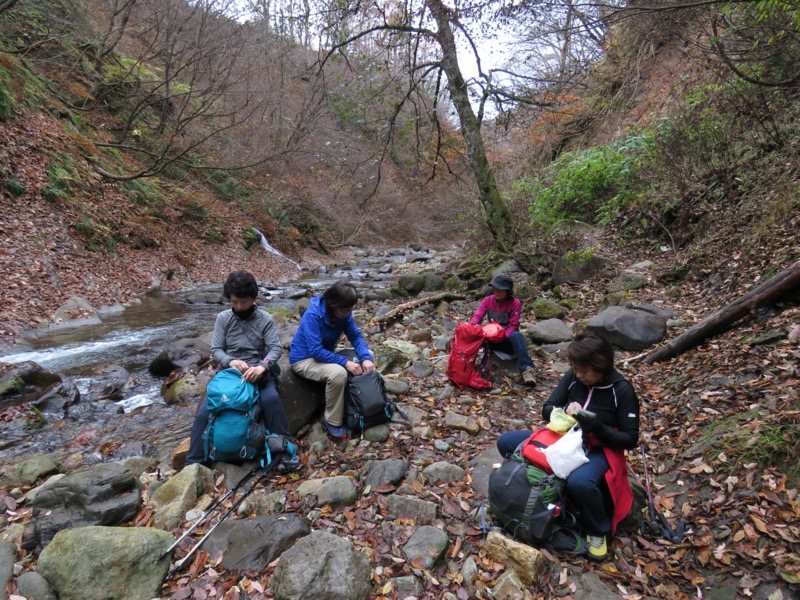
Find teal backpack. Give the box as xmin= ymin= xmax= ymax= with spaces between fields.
xmin=203 ymin=368 xmax=265 ymax=463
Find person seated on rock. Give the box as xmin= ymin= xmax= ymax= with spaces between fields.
xmin=289 ymin=281 xmax=375 ymax=438
xmin=469 ymin=273 xmax=537 ymax=386
xmin=495 ymin=331 xmax=640 ymax=561
xmin=185 ymin=269 xmax=294 ymax=467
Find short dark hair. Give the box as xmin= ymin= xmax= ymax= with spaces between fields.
xmin=568 ymin=331 xmax=615 ymax=377
xmin=323 ymin=281 xmax=358 ymax=311
xmin=223 ymin=270 xmax=259 ymax=300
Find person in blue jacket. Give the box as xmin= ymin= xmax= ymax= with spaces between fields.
xmin=290 ymin=281 xmax=376 ymax=438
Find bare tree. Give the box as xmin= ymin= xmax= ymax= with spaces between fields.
xmin=309 ymin=0 xmax=545 ymax=249
xmin=0 ymin=0 xmax=19 ymax=14
xmin=93 ymin=0 xmax=137 ymax=70
xmin=50 ymin=0 xmax=324 ymax=180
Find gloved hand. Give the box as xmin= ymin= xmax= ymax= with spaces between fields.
xmin=573 ymin=410 xmax=603 ymax=434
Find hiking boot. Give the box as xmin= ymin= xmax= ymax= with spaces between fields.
xmin=549 ymin=528 xmax=588 ymax=556
xmin=322 ymin=419 xmax=347 ymax=439
xmin=521 ymin=366 xmax=536 ymax=386
xmin=586 ymin=534 xmax=608 ymax=561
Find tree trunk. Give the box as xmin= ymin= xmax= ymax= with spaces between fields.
xmin=370 ymin=292 xmax=466 ymax=325
xmin=644 ymin=260 xmax=800 ymax=364
xmin=426 ymin=0 xmax=517 ymax=252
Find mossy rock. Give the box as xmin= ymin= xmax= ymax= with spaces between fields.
xmin=444 ymin=275 xmax=462 ymax=291
xmin=161 ymin=371 xmax=214 ymax=405
xmin=389 ymin=286 xmax=410 ymax=298
xmin=0 ymin=375 xmax=24 ymax=396
xmin=552 ymin=252 xmax=612 ymax=285
xmin=531 ymin=298 xmax=567 ymax=320
xmin=267 ymin=307 xmax=291 ymax=324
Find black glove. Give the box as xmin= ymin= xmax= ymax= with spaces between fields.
xmin=573 ymin=410 xmax=602 ymax=434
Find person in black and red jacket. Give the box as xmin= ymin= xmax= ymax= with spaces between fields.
xmin=496 ymin=331 xmax=640 ymax=561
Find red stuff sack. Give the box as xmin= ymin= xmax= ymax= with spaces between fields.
xmin=482 ymin=322 xmax=506 ymax=343
xmin=520 ymin=428 xmax=564 ymax=474
xmin=446 ymin=323 xmax=491 ymax=390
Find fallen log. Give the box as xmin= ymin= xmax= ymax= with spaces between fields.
xmin=645 ymin=260 xmax=800 ymax=364
xmin=370 ymin=292 xmax=466 ymax=325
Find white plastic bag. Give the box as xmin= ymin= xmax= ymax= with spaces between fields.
xmin=541 ymin=426 xmax=588 ymax=478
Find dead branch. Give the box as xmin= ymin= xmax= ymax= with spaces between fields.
xmin=645 ymin=260 xmax=800 ymax=364
xmin=370 ymin=292 xmax=465 ymax=325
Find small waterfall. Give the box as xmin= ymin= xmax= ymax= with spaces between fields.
xmin=254 ymin=229 xmax=302 ymax=270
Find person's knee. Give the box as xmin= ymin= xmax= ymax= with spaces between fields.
xmin=567 ymin=477 xmax=597 ymax=498
xmin=329 ymin=364 xmax=348 ymax=385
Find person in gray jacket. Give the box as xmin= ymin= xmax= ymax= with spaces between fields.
xmin=185 ymin=270 xmax=289 ymax=466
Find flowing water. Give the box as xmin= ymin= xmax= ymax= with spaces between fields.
xmin=0 ymin=255 xmax=405 ymax=467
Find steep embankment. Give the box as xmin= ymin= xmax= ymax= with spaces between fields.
xmin=0 ymin=109 xmax=331 ymax=346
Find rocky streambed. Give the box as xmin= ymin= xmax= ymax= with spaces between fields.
xmin=0 ymin=245 xmax=754 ymax=600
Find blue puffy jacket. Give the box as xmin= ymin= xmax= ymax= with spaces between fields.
xmin=289 ymin=296 xmax=373 ymax=366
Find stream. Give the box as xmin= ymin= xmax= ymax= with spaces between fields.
xmin=0 ymin=251 xmax=414 ymax=467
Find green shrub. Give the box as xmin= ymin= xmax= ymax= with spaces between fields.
xmin=41 ymin=158 xmax=78 ymax=202
xmin=4 ymin=175 xmax=25 ymax=196
xmin=74 ymin=214 xmax=115 ymax=252
xmin=180 ymin=199 xmax=209 ymax=222
xmin=123 ymin=178 xmax=165 ymax=208
xmin=203 ymin=225 xmax=224 ymax=244
xmin=0 ymin=66 xmax=13 ymax=121
xmin=519 ymin=135 xmax=650 ymax=227
xmin=243 ymin=227 xmax=261 ymax=250
xmin=161 ymin=162 xmax=189 ymax=182
xmin=206 ymin=170 xmax=247 ymax=202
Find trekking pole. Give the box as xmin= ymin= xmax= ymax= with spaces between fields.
xmin=639 ymin=446 xmax=685 ymax=543
xmin=164 ymin=458 xmax=281 ymax=579
xmin=155 ymin=463 xmax=262 ymax=564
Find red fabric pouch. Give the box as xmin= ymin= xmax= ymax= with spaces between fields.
xmin=520 ymin=428 xmax=563 ymax=474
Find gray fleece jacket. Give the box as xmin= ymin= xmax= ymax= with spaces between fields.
xmin=211 ymin=308 xmax=281 ymax=370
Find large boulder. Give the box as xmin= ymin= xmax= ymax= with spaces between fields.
xmin=150 ymin=463 xmax=214 ymax=528
xmin=485 ymin=531 xmax=548 ymax=586
xmin=161 ymin=368 xmax=214 ymax=405
xmin=402 ymin=525 xmax=449 ymax=570
xmin=0 ymin=361 xmax=80 ymax=413
xmin=148 ymin=334 xmax=211 ymax=377
xmin=587 ymin=306 xmax=667 ymax=351
xmin=276 ymin=355 xmax=325 ymax=434
xmin=37 ymin=526 xmax=173 ymax=600
xmin=296 ymin=476 xmax=357 ymax=509
xmin=552 ymin=252 xmax=613 ymax=285
xmin=527 ymin=318 xmax=573 ymax=344
xmin=397 ymin=274 xmax=426 ymax=294
xmin=0 ymin=453 xmax=60 ymax=487
xmin=269 ymin=530 xmax=372 ymax=600
xmin=203 ymin=513 xmax=309 ymax=571
xmin=0 ymin=538 xmax=13 ymax=600
xmin=27 ymin=461 xmax=143 ymax=546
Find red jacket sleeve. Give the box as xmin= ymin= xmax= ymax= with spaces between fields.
xmin=469 ymin=296 xmax=490 ymax=325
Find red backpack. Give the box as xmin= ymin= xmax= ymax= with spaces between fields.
xmin=446 ymin=323 xmax=491 ymax=389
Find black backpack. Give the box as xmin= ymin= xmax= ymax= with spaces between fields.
xmin=488 ymin=455 xmax=568 ymax=544
xmin=345 ymin=371 xmax=409 ymax=434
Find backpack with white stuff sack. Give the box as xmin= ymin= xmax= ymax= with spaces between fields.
xmin=345 ymin=370 xmax=410 ymax=435
xmin=203 ymin=368 xmax=266 ymax=463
